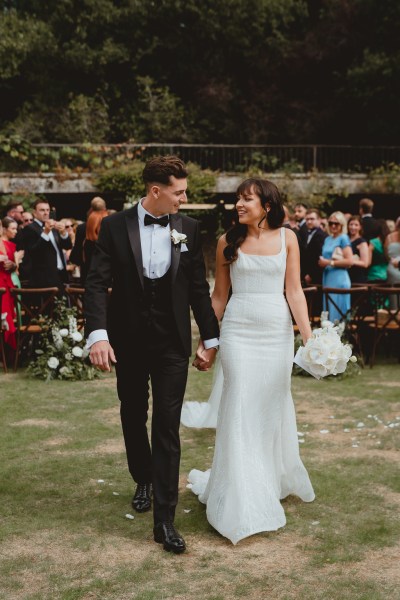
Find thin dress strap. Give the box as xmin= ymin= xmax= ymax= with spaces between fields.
xmin=280 ymin=227 xmax=286 ymax=252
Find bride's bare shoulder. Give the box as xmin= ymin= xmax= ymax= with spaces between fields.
xmin=217 ymin=233 xmax=228 ymax=248
xmin=284 ymin=227 xmax=298 ymax=245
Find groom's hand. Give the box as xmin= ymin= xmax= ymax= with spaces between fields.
xmin=90 ymin=341 xmax=117 ymax=372
xmin=192 ymin=345 xmax=218 ymax=371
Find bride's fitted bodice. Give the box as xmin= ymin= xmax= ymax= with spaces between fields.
xmin=230 ymin=227 xmax=286 ymax=295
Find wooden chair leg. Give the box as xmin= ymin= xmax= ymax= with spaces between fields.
xmin=0 ymin=336 xmax=7 ymax=373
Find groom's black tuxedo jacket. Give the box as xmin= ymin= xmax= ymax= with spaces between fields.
xmin=84 ymin=205 xmax=219 ymax=356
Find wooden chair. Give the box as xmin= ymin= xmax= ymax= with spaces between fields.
xmin=368 ymin=286 xmax=400 ymax=368
xmin=65 ymin=286 xmax=85 ymax=330
xmin=322 ymin=286 xmax=369 ymax=359
xmin=0 ymin=288 xmax=8 ymax=373
xmin=10 ymin=287 xmax=59 ymax=370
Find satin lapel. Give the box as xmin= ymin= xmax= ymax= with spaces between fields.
xmin=125 ymin=205 xmax=144 ymax=289
xmin=170 ymin=213 xmax=182 ymax=284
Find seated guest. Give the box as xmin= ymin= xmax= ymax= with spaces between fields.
xmin=21 ymin=212 xmax=34 ymax=228
xmin=368 ymin=220 xmax=389 ymax=284
xmin=22 ymin=199 xmax=72 ymax=289
xmin=348 ymin=216 xmax=369 ymax=283
xmin=318 ymin=211 xmax=353 ymax=322
xmin=0 ymin=220 xmax=17 ymax=354
xmin=385 ymin=217 xmax=400 ymax=309
xmin=81 ymin=210 xmax=108 ymax=284
xmin=302 ymin=208 xmax=327 ymax=285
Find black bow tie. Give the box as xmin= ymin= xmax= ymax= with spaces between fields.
xmin=144 ymin=214 xmax=169 ymax=227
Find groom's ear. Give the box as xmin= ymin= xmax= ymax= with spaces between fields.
xmin=150 ymin=184 xmax=160 ymax=199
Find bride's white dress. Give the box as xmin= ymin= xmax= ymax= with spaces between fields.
xmin=183 ymin=227 xmax=315 ymax=544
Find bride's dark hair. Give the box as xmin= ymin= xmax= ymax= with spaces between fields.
xmin=223 ymin=178 xmax=285 ymax=263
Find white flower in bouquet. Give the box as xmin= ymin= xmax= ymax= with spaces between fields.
xmin=59 ymin=328 xmax=69 ymax=337
xmin=294 ymin=321 xmax=356 ymax=379
xmin=59 ymin=366 xmax=71 ymax=375
xmin=82 ymin=346 xmax=90 ymax=359
xmin=72 ymin=346 xmax=83 ymax=358
xmin=70 ymin=331 xmax=83 ymax=343
xmin=47 ymin=357 xmax=59 ymax=369
xmin=65 ymin=352 xmax=73 ymax=361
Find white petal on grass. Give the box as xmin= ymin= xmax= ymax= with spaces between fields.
xmin=112 ymin=492 xmax=120 ymax=496
xmin=186 ymin=483 xmax=193 ymax=489
xmin=311 ymin=521 xmax=320 ymax=525
xmin=125 ymin=514 xmax=135 ymax=520
xmin=343 ymin=428 xmax=350 ymax=433
xmin=297 ymin=432 xmax=305 ymax=437
xmin=320 ymin=429 xmax=330 ymax=434
xmin=97 ymin=479 xmax=105 ymax=483
xmin=299 ymin=439 xmax=305 ymax=443
xmin=183 ymin=509 xmax=191 ymax=513
xmin=356 ymin=422 xmax=365 ymax=428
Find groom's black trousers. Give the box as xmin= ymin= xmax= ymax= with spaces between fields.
xmin=114 ymin=272 xmax=189 ymax=524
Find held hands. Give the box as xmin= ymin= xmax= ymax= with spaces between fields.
xmin=89 ymin=340 xmax=117 ymax=372
xmin=192 ymin=340 xmax=218 ymax=371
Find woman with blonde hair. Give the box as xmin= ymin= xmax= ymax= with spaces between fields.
xmin=318 ymin=211 xmax=353 ymax=321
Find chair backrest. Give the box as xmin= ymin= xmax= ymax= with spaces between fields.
xmin=371 ymin=287 xmax=400 ymax=329
xmin=322 ymin=286 xmax=369 ymax=322
xmin=0 ymin=287 xmax=6 ymax=329
xmin=10 ymin=288 xmax=59 ymax=326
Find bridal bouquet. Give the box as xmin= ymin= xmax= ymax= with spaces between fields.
xmin=294 ymin=314 xmax=357 ymax=379
xmin=28 ymin=297 xmax=98 ymax=382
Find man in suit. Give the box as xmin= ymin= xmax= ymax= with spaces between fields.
xmin=85 ymin=156 xmax=219 ymax=554
xmin=359 ymin=198 xmax=380 ymax=242
xmin=302 ymin=209 xmax=328 ymax=285
xmin=22 ymin=199 xmax=72 ymax=288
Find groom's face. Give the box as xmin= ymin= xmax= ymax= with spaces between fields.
xmin=151 ymin=176 xmax=188 ymax=216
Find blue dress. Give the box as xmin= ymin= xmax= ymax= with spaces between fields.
xmin=322 ymin=234 xmax=351 ymax=322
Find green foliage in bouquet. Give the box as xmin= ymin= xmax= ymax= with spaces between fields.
xmin=28 ymin=297 xmax=98 ymax=382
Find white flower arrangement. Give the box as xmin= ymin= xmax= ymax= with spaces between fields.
xmin=28 ymin=297 xmax=97 ymax=381
xmin=294 ymin=316 xmax=357 ymax=380
xmin=170 ymin=229 xmax=188 ymax=246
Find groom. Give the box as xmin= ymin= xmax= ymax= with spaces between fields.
xmin=84 ymin=156 xmax=219 ymax=553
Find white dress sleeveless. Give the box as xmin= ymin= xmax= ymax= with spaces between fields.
xmin=185 ymin=228 xmax=315 ymax=544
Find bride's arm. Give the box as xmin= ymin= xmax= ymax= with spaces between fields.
xmin=211 ymin=234 xmax=231 ymax=321
xmin=284 ymin=229 xmax=312 ymax=344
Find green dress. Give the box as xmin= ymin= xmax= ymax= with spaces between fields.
xmin=367 ymin=238 xmax=387 ymax=282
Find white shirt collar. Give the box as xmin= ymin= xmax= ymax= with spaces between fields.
xmin=138 ymin=199 xmax=168 ymax=224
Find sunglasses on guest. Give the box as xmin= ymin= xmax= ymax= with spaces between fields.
xmin=328 ymin=221 xmax=341 ymax=226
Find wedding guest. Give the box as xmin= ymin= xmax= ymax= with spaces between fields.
xmin=2 ymin=217 xmax=23 ymax=288
xmin=69 ymin=196 xmax=107 ymax=274
xmin=21 ymin=212 xmax=34 ymax=227
xmin=80 ymin=210 xmax=108 ymax=284
xmin=282 ymin=205 xmax=293 ymax=229
xmin=0 ymin=220 xmax=17 ymax=353
xmin=348 ymin=216 xmax=369 ymax=283
xmin=303 ymin=209 xmax=327 ymax=284
xmin=367 ymin=220 xmax=389 ymax=284
xmin=294 ymin=202 xmax=308 ymax=241
xmin=359 ymin=198 xmax=380 ymax=242
xmin=320 ymin=216 xmax=328 ymax=232
xmin=386 ymin=219 xmax=395 ymax=233
xmin=318 ymin=211 xmax=353 ymax=321
xmin=22 ymin=198 xmax=72 ymax=288
xmin=385 ymin=217 xmax=400 ymax=308
xmin=5 ymin=201 xmax=24 ymax=225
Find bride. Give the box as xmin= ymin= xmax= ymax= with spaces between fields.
xmin=183 ymin=178 xmax=315 ymax=545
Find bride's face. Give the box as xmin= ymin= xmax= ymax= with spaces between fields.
xmin=236 ymin=187 xmax=266 ymax=225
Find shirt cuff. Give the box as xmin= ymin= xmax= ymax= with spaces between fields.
xmin=203 ymin=338 xmax=219 ymax=350
xmin=86 ymin=329 xmax=109 ymax=348
xmin=41 ymin=232 xmax=50 ymax=241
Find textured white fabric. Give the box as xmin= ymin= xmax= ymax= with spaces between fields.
xmin=185 ymin=228 xmax=315 ymax=544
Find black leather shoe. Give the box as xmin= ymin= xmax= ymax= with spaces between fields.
xmin=153 ymin=522 xmax=186 ymax=554
xmin=131 ymin=483 xmax=152 ymax=513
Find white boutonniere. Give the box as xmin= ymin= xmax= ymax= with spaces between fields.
xmin=170 ymin=229 xmax=188 ymax=248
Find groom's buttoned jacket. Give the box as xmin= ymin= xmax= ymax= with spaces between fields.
xmin=84 ymin=205 xmax=219 ymax=356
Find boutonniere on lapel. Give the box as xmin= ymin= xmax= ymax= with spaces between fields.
xmin=170 ymin=229 xmax=188 ymax=252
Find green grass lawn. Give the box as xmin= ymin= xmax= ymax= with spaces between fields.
xmin=0 ymin=363 xmax=399 ymax=600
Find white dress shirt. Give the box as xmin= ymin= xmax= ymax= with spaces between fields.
xmin=87 ymin=201 xmax=218 ymax=349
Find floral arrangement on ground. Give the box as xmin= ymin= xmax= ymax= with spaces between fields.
xmin=28 ymin=297 xmax=98 ymax=381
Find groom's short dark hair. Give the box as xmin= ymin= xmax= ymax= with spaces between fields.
xmin=143 ymin=155 xmax=188 ymax=187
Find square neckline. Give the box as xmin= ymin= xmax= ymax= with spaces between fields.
xmin=238 ymin=227 xmax=286 ymax=257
